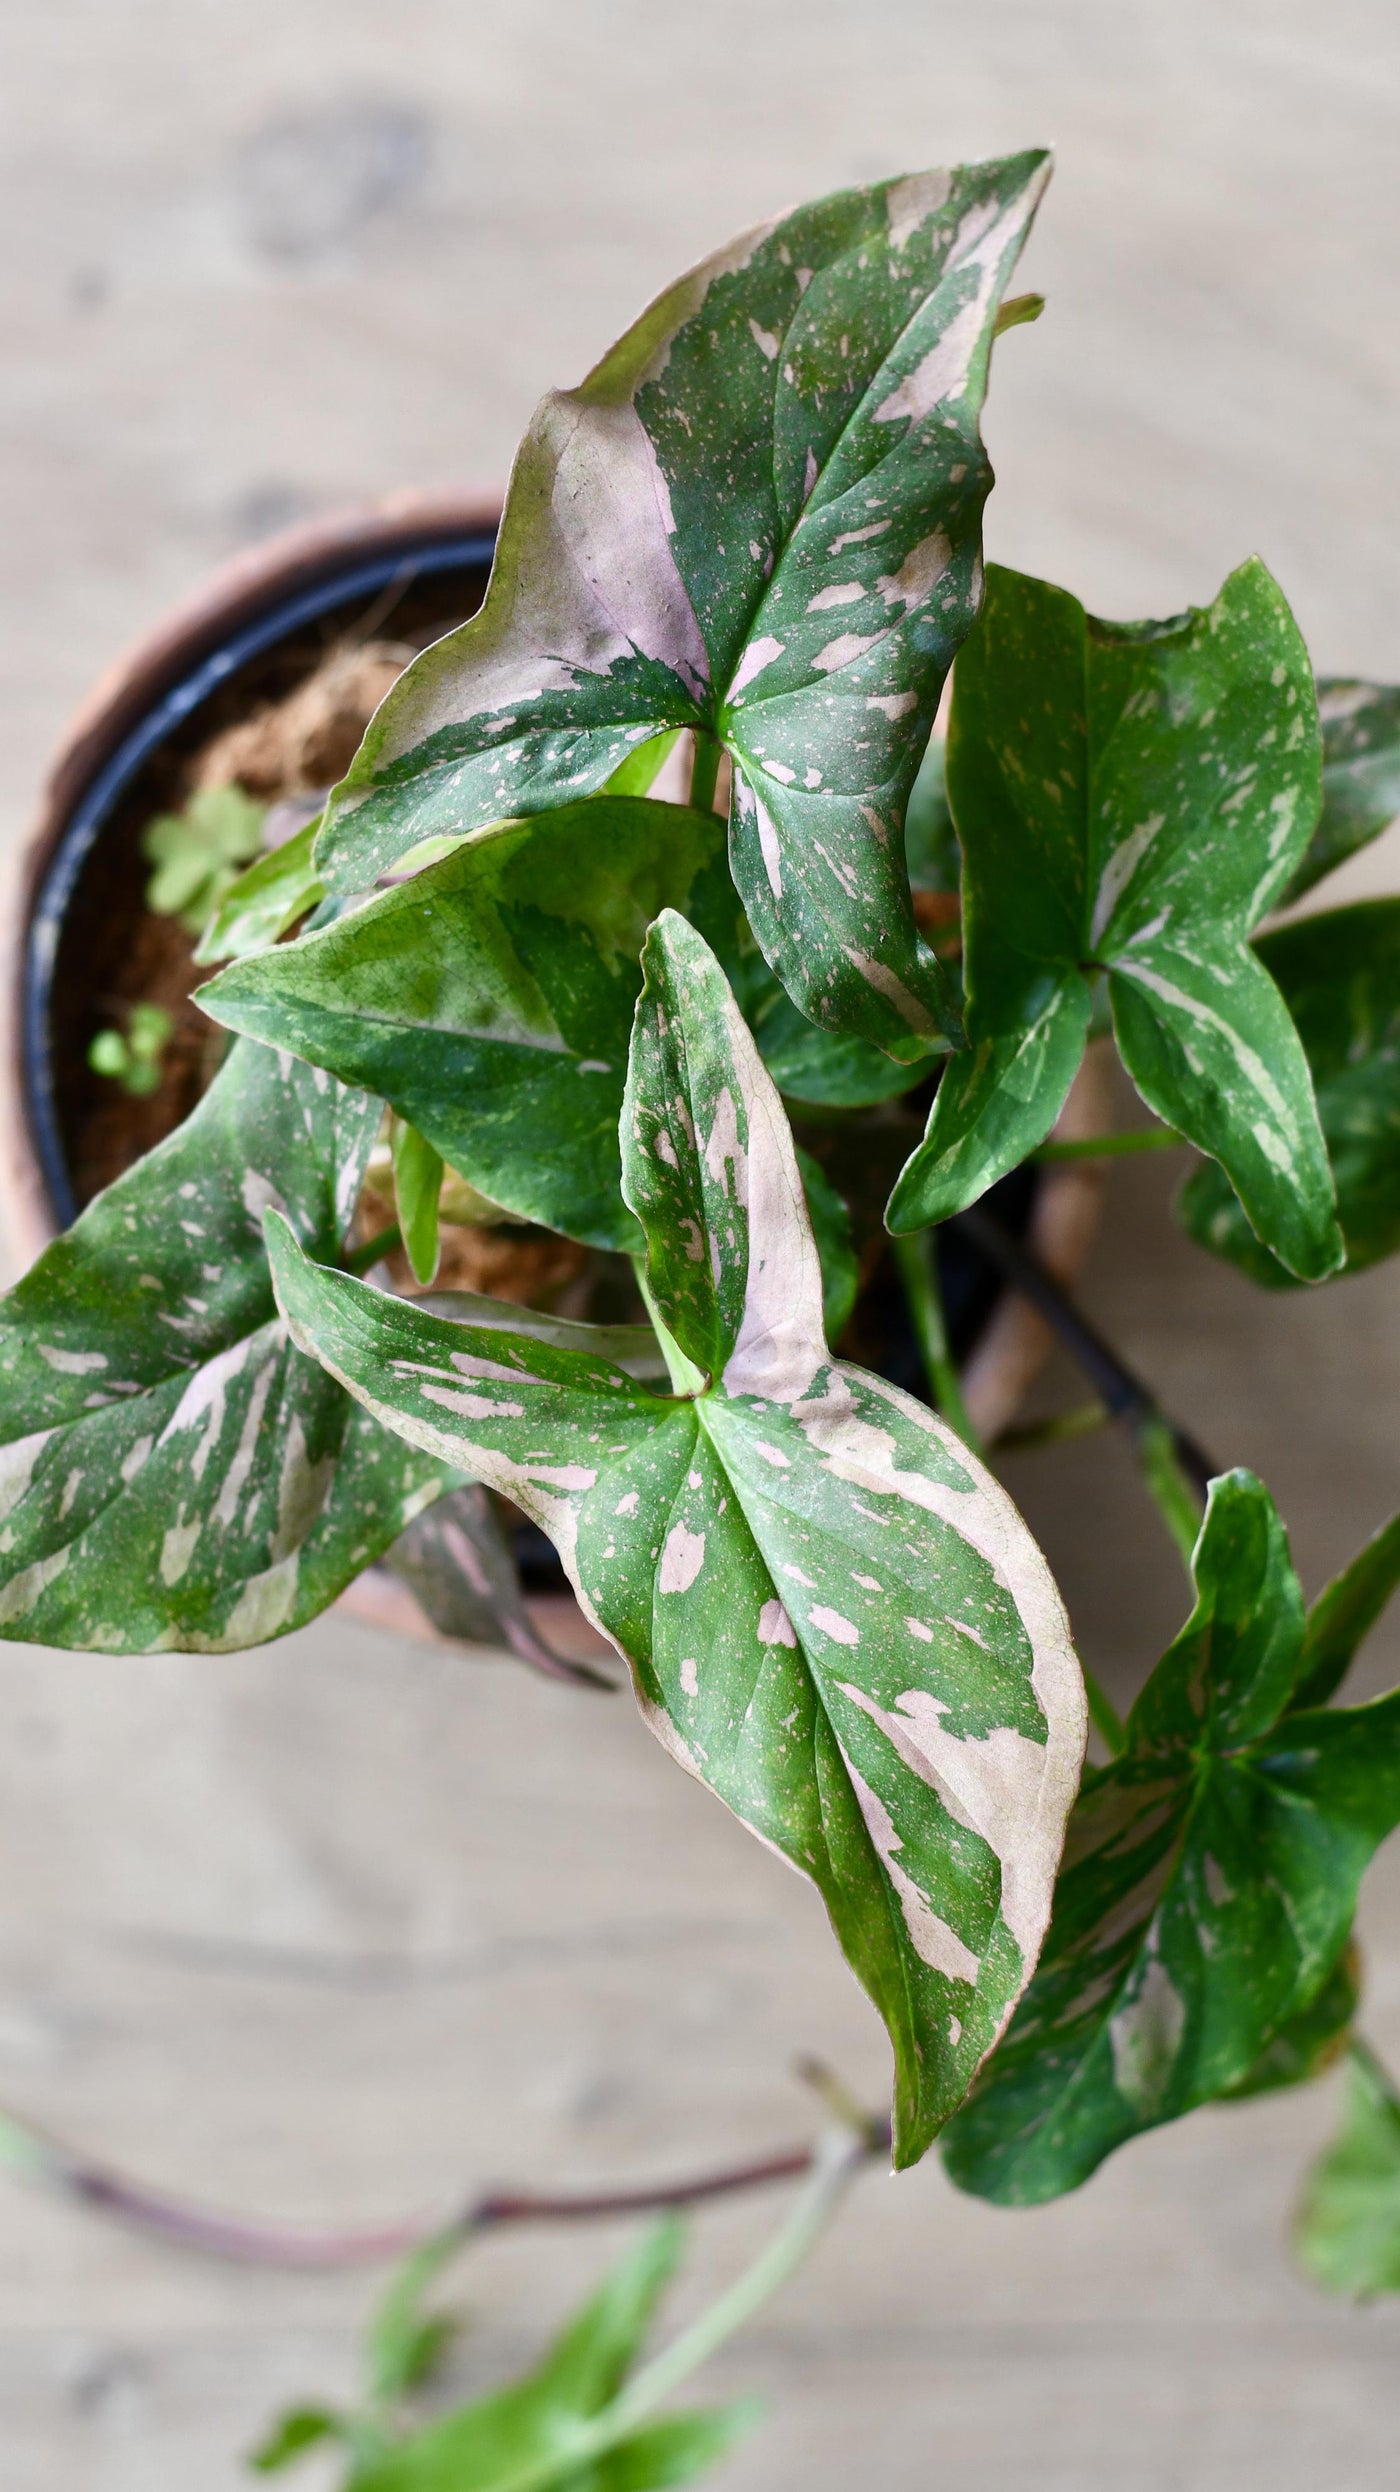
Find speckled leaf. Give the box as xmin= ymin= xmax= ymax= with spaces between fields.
xmin=195 ymin=818 xmax=325 ymax=963
xmin=1223 ymin=1942 xmax=1358 ymax=2101
xmin=311 ymin=155 xmax=1051 ymax=1059
xmin=942 ymin=1472 xmax=1400 ymax=2205
xmin=1281 ymin=679 xmax=1400 ymax=904
xmin=1178 ymin=901 xmax=1400 ymax=1287
xmin=201 ymin=792 xmax=916 ymax=1246
xmin=0 ymin=1039 xmax=450 ymax=1652
xmin=888 ymin=562 xmax=1343 ymax=1282
xmin=1294 ymin=2044 xmax=1400 ymax=2298
xmin=201 ymin=796 xmax=729 ymax=1251
xmin=267 ymin=911 xmax=1084 ymax=2165
xmin=385 ymin=1481 xmax=609 ymax=1687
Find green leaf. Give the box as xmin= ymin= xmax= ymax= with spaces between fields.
xmin=311 ymin=155 xmax=1052 ymax=1059
xmin=903 ymin=733 xmax=961 ymax=897
xmin=601 ymin=731 xmax=684 ymax=799
xmin=1281 ymin=678 xmax=1400 ymax=904
xmin=1177 ymin=900 xmax=1400 ymax=1287
xmin=200 ymin=797 xmax=729 ymax=1253
xmin=795 ymin=1147 xmax=858 ymax=1340
xmin=265 ymin=910 xmax=1085 ymax=2165
xmin=578 ymin=2404 xmax=756 ymax=2490
xmin=0 ymin=1038 xmax=451 ymax=1651
xmin=888 ymin=561 xmax=1344 ymax=1283
xmin=143 ymin=783 xmax=267 ymax=936
xmin=366 ymin=2228 xmax=467 ymax=2408
xmin=392 ymin=1118 xmax=445 ymax=1287
xmin=353 ymin=2221 xmax=685 ymax=2492
xmin=1290 ymin=1507 xmax=1400 ymax=1713
xmin=942 ymin=1471 xmax=1400 ymax=2204
xmin=1294 ymin=2042 xmax=1400 ymax=2298
xmin=386 ymin=1482 xmax=608 ymax=1684
xmin=249 ymin=2406 xmax=347 ymax=2471
xmin=194 ymin=817 xmax=325 ymax=964
xmin=1222 ymin=1940 xmax=1359 ymax=2100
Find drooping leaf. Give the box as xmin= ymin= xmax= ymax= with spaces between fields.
xmin=201 ymin=797 xmax=728 ymax=1252
xmin=1177 ymin=900 xmax=1400 ymax=1287
xmin=1281 ymin=679 xmax=1400 ymax=904
xmin=385 ymin=1482 xmax=613 ymax=1687
xmin=1294 ymin=2043 xmax=1400 ymax=2298
xmin=942 ymin=1472 xmax=1400 ymax=2205
xmin=310 ymin=155 xmax=1052 ymax=1059
xmin=265 ymin=911 xmax=1084 ymax=2165
xmin=392 ymin=1117 xmax=445 ymax=1287
xmin=195 ymin=817 xmax=325 ymax=964
xmin=1222 ymin=1940 xmax=1359 ymax=2101
xmin=1290 ymin=1507 xmax=1400 ymax=1713
xmin=0 ymin=1039 xmax=451 ymax=1652
xmin=365 ymin=2227 xmax=468 ymax=2410
xmin=888 ymin=561 xmax=1344 ymax=1283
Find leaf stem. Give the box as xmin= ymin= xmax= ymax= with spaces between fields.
xmin=951 ymin=1205 xmax=1218 ymax=1553
xmin=994 ymin=1400 xmax=1108 ymax=1453
xmin=0 ymin=2097 xmax=881 ymax=2272
xmin=689 ymin=732 xmax=722 ymax=815
xmin=1032 ymin=1126 xmax=1183 ymax=1163
xmin=890 ymin=1229 xmax=982 ymax=1453
xmin=345 ymin=1222 xmax=402 ymax=1276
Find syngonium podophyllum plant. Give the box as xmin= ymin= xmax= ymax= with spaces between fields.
xmin=7 ymin=147 xmax=1400 ymax=2473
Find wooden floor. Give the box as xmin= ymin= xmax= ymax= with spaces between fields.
xmin=3 ymin=6 xmax=1400 ymax=2483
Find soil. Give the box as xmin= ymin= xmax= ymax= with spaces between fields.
xmin=52 ymin=560 xmax=488 ymax=1208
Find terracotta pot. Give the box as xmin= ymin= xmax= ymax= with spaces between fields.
xmin=0 ymin=500 xmax=1111 ymax=1658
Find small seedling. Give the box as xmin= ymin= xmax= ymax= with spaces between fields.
xmin=143 ymin=782 xmax=267 ymax=937
xmin=87 ymin=1000 xmax=174 ymax=1097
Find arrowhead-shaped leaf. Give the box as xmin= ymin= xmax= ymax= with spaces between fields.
xmin=888 ymin=561 xmax=1344 ymax=1283
xmin=1178 ymin=900 xmax=1400 ymax=1287
xmin=309 ymin=154 xmax=1051 ymax=1058
xmin=1294 ymin=2043 xmax=1400 ymax=2298
xmin=941 ymin=1472 xmax=1400 ymax=2204
xmin=1281 ymin=678 xmax=1400 ymax=905
xmin=0 ymin=1039 xmax=451 ymax=1651
xmin=199 ymin=793 xmax=916 ymax=1253
xmin=266 ymin=911 xmax=1084 ymax=2164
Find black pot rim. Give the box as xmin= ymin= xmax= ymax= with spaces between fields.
xmin=25 ymin=527 xmax=499 ymax=1228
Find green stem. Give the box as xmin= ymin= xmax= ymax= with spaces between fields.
xmin=994 ymin=1400 xmax=1108 ymax=1453
xmin=890 ymin=1230 xmax=982 ymax=1454
xmin=1081 ymin=1665 xmax=1127 ymax=1758
xmin=1134 ymin=1415 xmax=1205 ymax=1568
xmin=689 ymin=732 xmax=722 ymax=814
xmin=1033 ymin=1126 xmax=1183 ymax=1163
xmin=345 ymin=1222 xmax=402 ymax=1276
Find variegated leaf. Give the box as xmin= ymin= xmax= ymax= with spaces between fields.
xmin=1281 ymin=678 xmax=1400 ymax=904
xmin=266 ymin=911 xmax=1084 ymax=2166
xmin=0 ymin=1039 xmax=451 ymax=1651
xmin=888 ymin=561 xmax=1344 ymax=1283
xmin=1178 ymin=900 xmax=1400 ymax=1288
xmin=200 ymin=792 xmax=914 ymax=1251
xmin=942 ymin=1473 xmax=1400 ymax=2205
xmin=310 ymin=154 xmax=1051 ymax=1059
xmin=386 ymin=1481 xmax=613 ymax=1687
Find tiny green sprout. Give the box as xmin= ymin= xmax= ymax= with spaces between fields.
xmin=87 ymin=1001 xmax=174 ymax=1098
xmin=143 ymin=783 xmax=267 ymax=937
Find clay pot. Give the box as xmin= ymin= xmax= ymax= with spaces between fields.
xmin=0 ymin=500 xmax=1110 ymax=1657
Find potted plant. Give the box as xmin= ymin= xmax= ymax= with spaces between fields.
xmin=3 ymin=146 xmax=1400 ymax=2483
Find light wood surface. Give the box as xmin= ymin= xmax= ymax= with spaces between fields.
xmin=2 ymin=7 xmax=1400 ymax=2485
